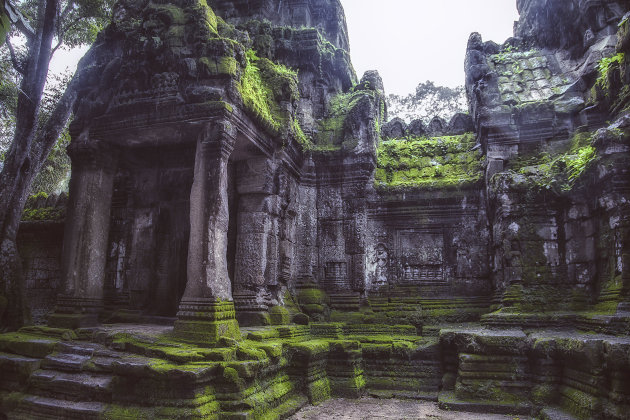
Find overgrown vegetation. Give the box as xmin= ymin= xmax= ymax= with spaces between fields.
xmin=596 ymin=52 xmax=625 ymax=91
xmin=507 ymin=131 xmax=598 ymax=192
xmin=315 ymin=90 xmax=366 ymax=148
xmin=238 ymin=49 xmax=299 ymax=137
xmin=374 ymin=132 xmax=483 ymax=189
xmin=313 ymin=87 xmax=383 ymax=151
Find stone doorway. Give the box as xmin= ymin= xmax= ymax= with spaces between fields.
xmin=105 ymin=144 xmax=195 ymax=317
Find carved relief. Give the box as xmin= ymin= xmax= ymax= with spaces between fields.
xmin=371 ymin=243 xmax=389 ymax=289
xmin=396 ymin=231 xmax=445 ymax=286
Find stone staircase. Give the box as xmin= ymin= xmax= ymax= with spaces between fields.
xmin=7 ymin=341 xmax=121 ymax=419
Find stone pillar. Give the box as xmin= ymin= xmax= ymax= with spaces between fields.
xmin=295 ymin=159 xmax=318 ymax=283
xmin=173 ymin=122 xmax=240 ymax=343
xmin=342 ymin=160 xmax=372 ymax=295
xmin=232 ymin=157 xmax=280 ymax=326
xmin=49 ymin=140 xmax=117 ymax=328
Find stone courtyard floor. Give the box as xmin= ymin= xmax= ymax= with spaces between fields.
xmin=289 ymin=398 xmax=529 ymax=420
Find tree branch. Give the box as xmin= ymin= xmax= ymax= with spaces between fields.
xmin=50 ymin=16 xmax=82 ymax=60
xmin=59 ymin=0 xmax=75 ymax=24
xmin=3 ymin=0 xmax=35 ymax=40
xmin=50 ymin=38 xmax=63 ymax=59
xmin=5 ymin=37 xmax=25 ymax=75
xmin=31 ymin=62 xmax=80 ymax=168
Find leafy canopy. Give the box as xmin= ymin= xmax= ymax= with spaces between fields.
xmin=0 ymin=0 xmax=114 ymax=194
xmin=387 ymin=81 xmax=467 ymax=123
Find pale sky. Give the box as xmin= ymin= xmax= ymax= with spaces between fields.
xmin=50 ymin=1 xmax=520 ymax=97
xmin=342 ymin=0 xmax=519 ymax=95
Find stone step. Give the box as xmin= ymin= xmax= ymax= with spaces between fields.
xmin=86 ymin=356 xmax=118 ymax=373
xmin=437 ymin=391 xmax=533 ymax=416
xmin=0 ymin=352 xmax=42 ymax=391
xmin=539 ymin=407 xmax=580 ymax=420
xmin=55 ymin=340 xmax=121 ymax=358
xmin=18 ymin=326 xmax=77 ymax=341
xmin=0 ymin=333 xmax=58 ymax=358
xmin=9 ymin=395 xmax=105 ymax=420
xmin=54 ymin=341 xmax=95 ymax=357
xmin=42 ymin=353 xmax=92 ymax=372
xmin=28 ymin=370 xmax=113 ymax=402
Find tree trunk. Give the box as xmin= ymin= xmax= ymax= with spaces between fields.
xmin=0 ymin=0 xmax=60 ymax=330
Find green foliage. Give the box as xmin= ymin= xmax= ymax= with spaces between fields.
xmin=21 ymin=207 xmax=64 ymax=221
xmin=0 ymin=1 xmax=9 ymax=42
xmin=30 ymin=127 xmax=71 ymax=194
xmin=1 ymin=0 xmax=115 ymax=192
xmin=0 ymin=49 xmax=18 ymax=156
xmin=493 ymin=44 xmax=516 ymax=64
xmin=238 ymin=49 xmax=299 ymax=136
xmin=596 ymin=53 xmax=625 ymax=91
xmin=374 ymin=132 xmax=483 ymax=189
xmin=386 ymin=81 xmax=467 ymax=123
xmin=291 ymin=117 xmax=311 ymax=150
xmin=103 ymin=406 xmax=151 ymax=420
xmin=509 ymin=131 xmax=598 ymax=192
xmin=17 ymin=0 xmax=114 ymax=48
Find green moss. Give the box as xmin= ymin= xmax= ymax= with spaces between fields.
xmin=292 ymin=118 xmax=312 ymax=150
xmin=244 ymin=374 xmax=298 ymax=418
xmin=306 ymin=377 xmax=331 ymax=404
xmin=191 ymin=0 xmax=218 ymax=34
xmin=238 ymin=49 xmax=299 ymax=137
xmin=315 ymin=89 xmax=378 ymax=148
xmin=103 ymin=406 xmax=151 ymax=420
xmin=28 ymin=191 xmax=48 ymax=201
xmin=18 ymin=326 xmax=77 ymax=340
xmin=222 ymin=366 xmax=241 ymax=385
xmin=151 ymin=4 xmax=186 ymax=25
xmin=297 ymin=288 xmax=326 ymax=305
xmin=21 ymin=207 xmax=65 ymax=221
xmin=0 ymin=332 xmax=58 ymax=358
xmin=247 ymin=328 xmax=281 ymax=342
xmin=374 ymin=133 xmax=483 ymax=190
xmin=269 ymin=306 xmax=291 ymax=325
xmin=506 ymin=130 xmax=598 ymax=193
xmin=561 ymin=385 xmax=599 ymax=419
xmin=111 ymin=332 xmax=235 ymax=363
xmin=456 ymin=381 xmax=526 ymax=405
xmin=255 ymin=341 xmax=283 ymax=359
xmin=315 ymin=91 xmax=359 ymax=146
xmin=531 ymin=384 xmax=557 ymax=405
xmin=236 ymin=341 xmax=268 ymax=361
xmin=288 ymin=340 xmax=330 ymax=357
xmin=199 ymin=56 xmax=239 ymax=77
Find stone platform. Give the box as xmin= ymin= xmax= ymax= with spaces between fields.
xmin=1 ymin=321 xmax=628 ymax=419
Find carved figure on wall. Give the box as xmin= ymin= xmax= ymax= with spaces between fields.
xmin=372 ymin=243 xmax=389 ymax=289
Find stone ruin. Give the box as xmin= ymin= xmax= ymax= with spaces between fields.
xmin=1 ymin=0 xmax=630 ymax=418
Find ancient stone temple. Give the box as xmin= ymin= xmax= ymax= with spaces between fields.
xmin=1 ymin=0 xmax=630 ymax=418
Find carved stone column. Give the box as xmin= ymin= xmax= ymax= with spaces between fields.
xmin=232 ymin=157 xmax=280 ymax=326
xmin=295 ymin=158 xmax=318 ymax=284
xmin=173 ymin=122 xmax=240 ymax=343
xmin=49 ymin=140 xmax=117 ymax=328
